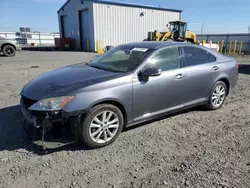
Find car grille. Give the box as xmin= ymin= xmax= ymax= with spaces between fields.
xmin=22 ymin=96 xmax=38 ymax=108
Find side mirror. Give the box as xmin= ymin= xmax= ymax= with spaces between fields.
xmin=142 ymin=67 xmax=162 ymax=77
xmin=138 ymin=68 xmax=161 ymax=82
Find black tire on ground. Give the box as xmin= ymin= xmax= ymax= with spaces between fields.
xmin=204 ymin=81 xmax=227 ymax=110
xmin=79 ymin=104 xmax=124 ymax=149
xmin=2 ymin=45 xmax=16 ymax=57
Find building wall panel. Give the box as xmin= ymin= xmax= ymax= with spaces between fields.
xmin=197 ymin=34 xmax=250 ymax=52
xmin=93 ymin=3 xmax=180 ymax=49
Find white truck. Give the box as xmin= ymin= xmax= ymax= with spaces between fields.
xmin=0 ymin=36 xmax=21 ymax=57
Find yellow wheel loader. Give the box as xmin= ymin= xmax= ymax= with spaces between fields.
xmin=147 ymin=21 xmax=197 ymax=44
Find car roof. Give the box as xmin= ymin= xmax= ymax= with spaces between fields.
xmin=120 ymin=41 xmax=190 ymax=49
xmin=119 ymin=41 xmax=225 ymax=59
xmin=120 ymin=41 xmax=220 ymax=54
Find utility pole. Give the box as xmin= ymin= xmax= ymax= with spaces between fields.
xmin=248 ymin=26 xmax=250 ymax=33
xmin=201 ymin=23 xmax=204 ymax=34
xmin=187 ymin=22 xmax=204 ymax=34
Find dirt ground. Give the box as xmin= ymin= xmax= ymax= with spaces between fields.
xmin=0 ymin=51 xmax=250 ymax=188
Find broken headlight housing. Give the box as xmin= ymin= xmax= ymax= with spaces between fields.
xmin=28 ymin=96 xmax=75 ymax=111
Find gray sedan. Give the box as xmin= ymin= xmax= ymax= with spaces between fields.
xmin=20 ymin=42 xmax=238 ymax=149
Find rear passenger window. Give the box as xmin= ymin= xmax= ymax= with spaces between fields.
xmin=183 ymin=46 xmax=210 ymax=67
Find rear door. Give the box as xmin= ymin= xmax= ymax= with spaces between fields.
xmin=181 ymin=46 xmax=218 ymax=104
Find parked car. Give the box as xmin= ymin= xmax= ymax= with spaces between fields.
xmin=0 ymin=36 xmax=21 ymax=57
xmin=20 ymin=42 xmax=238 ymax=149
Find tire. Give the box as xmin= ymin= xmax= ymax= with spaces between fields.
xmin=184 ymin=40 xmax=192 ymax=44
xmin=2 ymin=45 xmax=16 ymax=57
xmin=166 ymin=39 xmax=174 ymax=42
xmin=205 ymin=81 xmax=227 ymax=110
xmin=79 ymin=104 xmax=124 ymax=149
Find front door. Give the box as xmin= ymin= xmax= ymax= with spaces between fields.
xmin=132 ymin=47 xmax=187 ymax=122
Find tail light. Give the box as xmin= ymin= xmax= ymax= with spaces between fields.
xmin=236 ymin=62 xmax=239 ymax=69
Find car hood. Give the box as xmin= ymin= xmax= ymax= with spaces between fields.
xmin=0 ymin=38 xmax=15 ymax=42
xmin=21 ymin=63 xmax=122 ymax=100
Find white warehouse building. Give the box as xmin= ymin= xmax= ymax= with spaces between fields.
xmin=57 ymin=0 xmax=182 ymax=52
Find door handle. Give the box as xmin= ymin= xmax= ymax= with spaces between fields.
xmin=213 ymin=66 xmax=219 ymax=71
xmin=175 ymin=73 xmax=184 ymax=80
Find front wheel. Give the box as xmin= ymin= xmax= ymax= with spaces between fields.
xmin=205 ymin=81 xmax=227 ymax=110
xmin=79 ymin=104 xmax=124 ymax=148
xmin=2 ymin=45 xmax=16 ymax=57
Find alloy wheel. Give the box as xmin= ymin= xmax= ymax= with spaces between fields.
xmin=212 ymin=85 xmax=226 ymax=108
xmin=89 ymin=111 xmax=119 ymax=144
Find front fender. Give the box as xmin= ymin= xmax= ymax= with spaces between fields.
xmin=62 ymin=83 xmax=133 ymax=122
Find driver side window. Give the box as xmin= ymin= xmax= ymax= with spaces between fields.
xmin=146 ymin=47 xmax=181 ymax=71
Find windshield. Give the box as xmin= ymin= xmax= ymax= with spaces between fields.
xmin=88 ymin=46 xmax=153 ymax=73
xmin=170 ymin=22 xmax=179 ymax=32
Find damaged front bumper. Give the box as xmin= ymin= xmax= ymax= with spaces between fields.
xmin=20 ymin=97 xmax=83 ymax=150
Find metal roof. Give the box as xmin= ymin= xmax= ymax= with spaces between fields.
xmin=169 ymin=21 xmax=187 ymax=24
xmin=57 ymin=0 xmax=183 ymax=13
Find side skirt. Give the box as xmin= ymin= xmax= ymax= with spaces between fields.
xmin=126 ymin=98 xmax=208 ymax=128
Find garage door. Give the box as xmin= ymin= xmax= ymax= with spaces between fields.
xmin=79 ymin=10 xmax=90 ymax=51
xmin=61 ymin=15 xmax=71 ymax=38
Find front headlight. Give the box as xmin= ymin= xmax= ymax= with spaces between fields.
xmin=14 ymin=39 xmax=20 ymax=45
xmin=28 ymin=96 xmax=75 ymax=111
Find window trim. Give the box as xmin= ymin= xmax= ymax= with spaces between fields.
xmin=181 ymin=46 xmax=217 ymax=68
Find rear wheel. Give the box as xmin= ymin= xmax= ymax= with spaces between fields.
xmin=79 ymin=104 xmax=124 ymax=148
xmin=2 ymin=45 xmax=16 ymax=57
xmin=184 ymin=40 xmax=192 ymax=44
xmin=205 ymin=81 xmax=227 ymax=110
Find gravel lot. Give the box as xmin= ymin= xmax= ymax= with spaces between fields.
xmin=0 ymin=51 xmax=250 ymax=188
